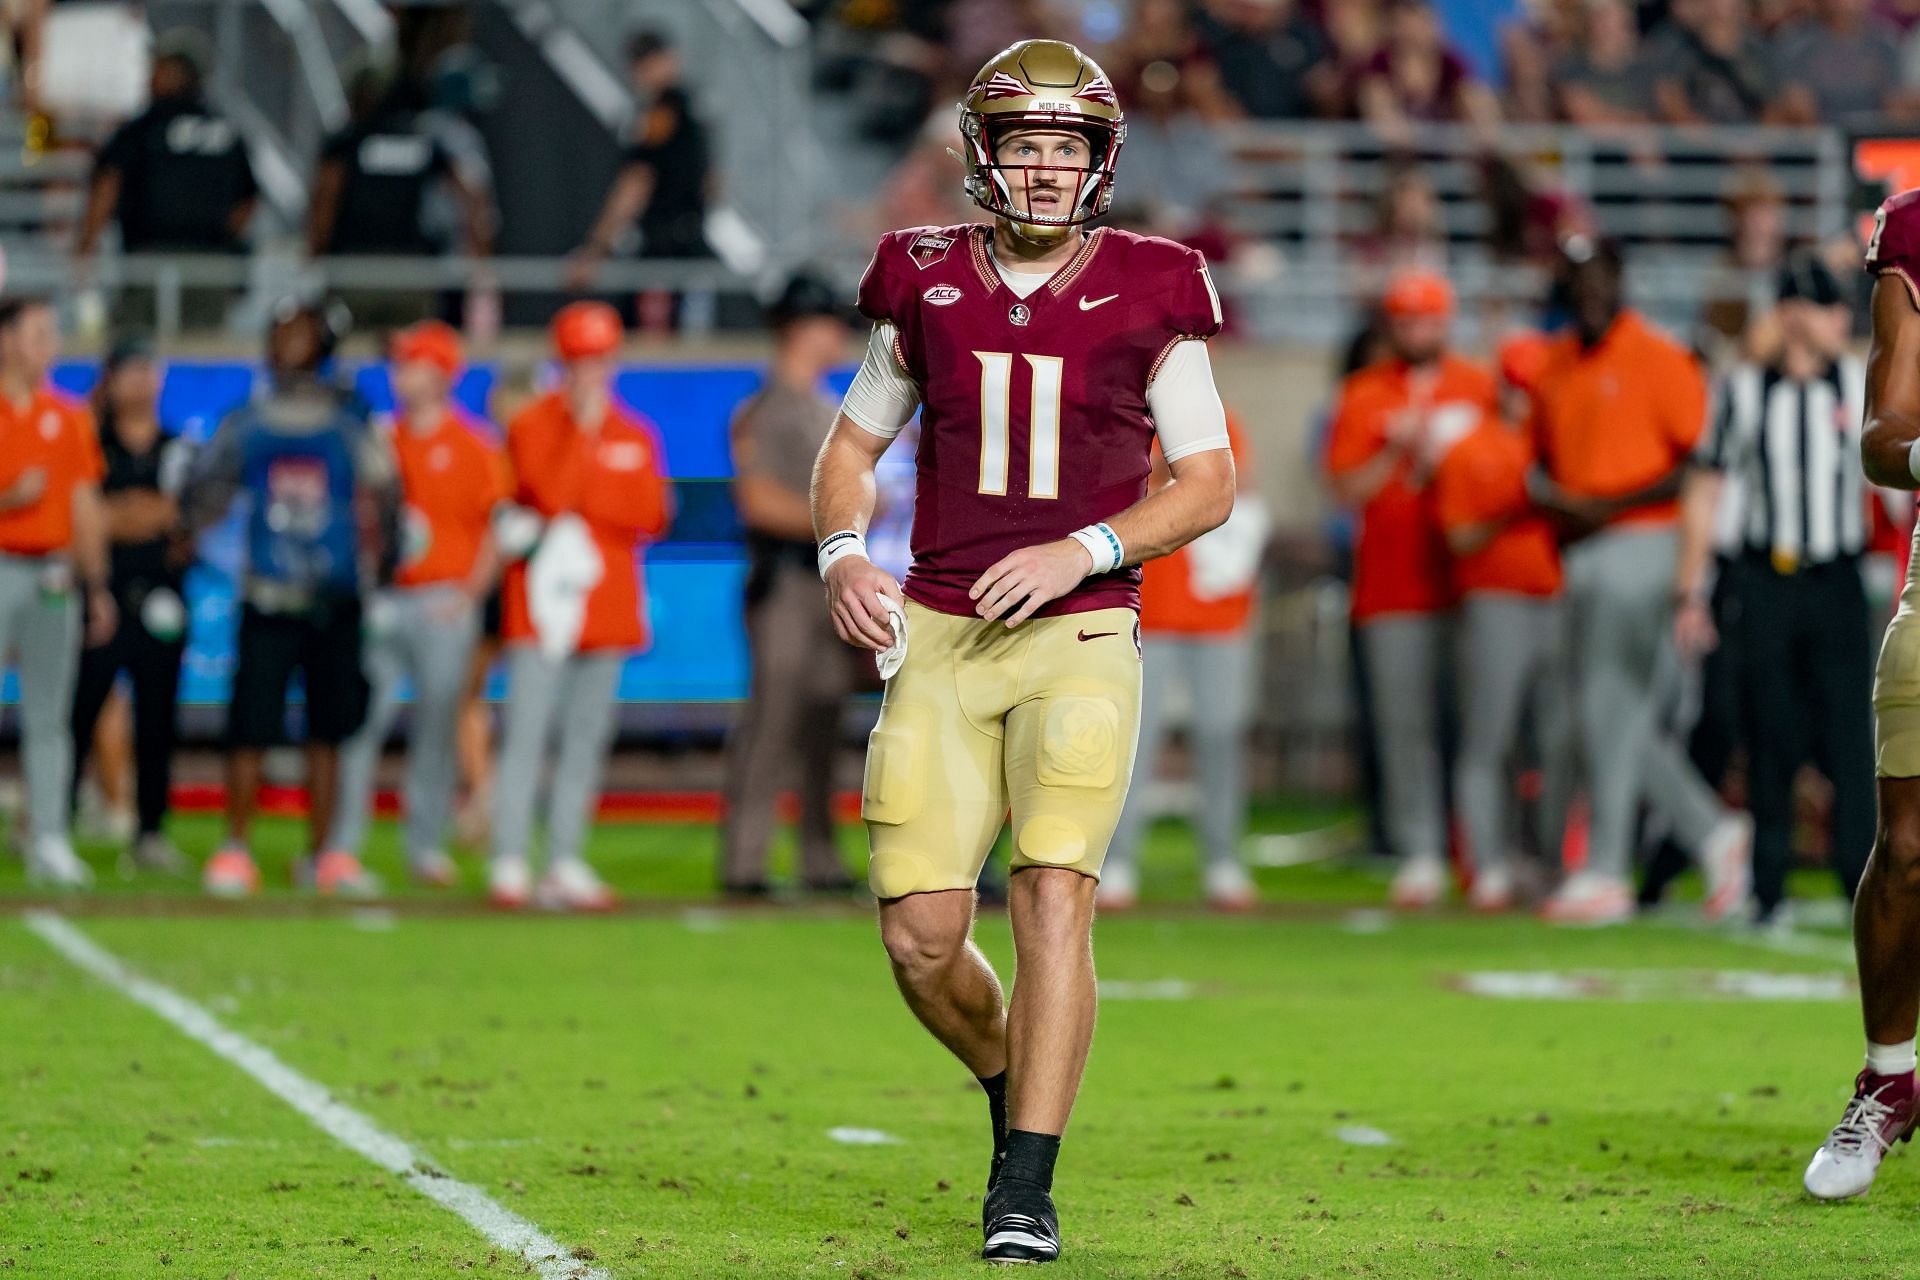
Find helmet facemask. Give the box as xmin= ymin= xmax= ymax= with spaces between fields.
xmin=960 ymin=111 xmax=1122 ymax=246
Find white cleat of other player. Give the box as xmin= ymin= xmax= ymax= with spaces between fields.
xmin=1805 ymin=1070 xmax=1919 ymax=1200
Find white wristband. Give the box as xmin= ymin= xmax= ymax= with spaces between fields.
xmin=1068 ymin=522 xmax=1124 ymax=576
xmin=1908 ymin=437 xmax=1920 ymax=485
xmin=817 ymin=529 xmax=869 ymax=579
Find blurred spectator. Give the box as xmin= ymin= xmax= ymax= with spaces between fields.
xmin=1527 ymin=240 xmax=1751 ymax=925
xmin=717 ymin=275 xmax=861 ymax=899
xmin=1351 ymin=164 xmax=1449 ymax=285
xmin=74 ymin=689 xmax=133 ymax=844
xmin=1554 ymin=0 xmax=1660 ymax=125
xmin=308 ymin=62 xmax=492 ymax=329
xmin=1356 ymin=0 xmax=1502 ymax=136
xmin=183 ymin=296 xmax=397 ymax=899
xmin=0 ymin=297 xmax=113 ymax=889
xmin=328 ymin=322 xmax=506 ymax=889
xmin=1430 ymin=332 xmax=1573 ymax=911
xmin=1325 ymin=270 xmax=1494 ymax=909
xmin=1501 ymin=0 xmax=1585 ymax=122
xmin=75 ymin=32 xmax=257 ymax=329
xmin=1679 ymin=253 xmax=1873 ymax=924
xmin=69 ymin=335 xmax=192 ymax=877
xmin=1109 ymin=58 xmax=1233 ymax=237
xmin=567 ymin=30 xmax=714 ymax=334
xmin=0 ymin=0 xmax=44 ymax=111
xmin=1700 ymin=167 xmax=1792 ymax=357
xmin=1109 ymin=0 xmax=1237 ymax=120
xmin=417 ymin=44 xmax=505 ymax=338
xmin=1652 ymin=0 xmax=1788 ymax=123
xmin=1102 ymin=409 xmax=1268 ymax=912
xmin=489 ymin=303 xmax=672 ymax=912
xmin=1771 ymin=0 xmax=1906 ymax=125
xmin=1191 ymin=0 xmax=1339 ymax=119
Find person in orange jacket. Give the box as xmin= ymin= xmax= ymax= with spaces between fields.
xmin=488 ymin=302 xmax=672 ymax=910
xmin=1324 ymin=270 xmax=1494 ymax=909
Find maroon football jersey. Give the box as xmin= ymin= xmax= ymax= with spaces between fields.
xmin=1868 ymin=189 xmax=1920 ymax=309
xmin=858 ymin=222 xmax=1222 ymax=618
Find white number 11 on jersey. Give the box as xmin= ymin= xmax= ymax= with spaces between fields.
xmin=975 ymin=350 xmax=1063 ymax=500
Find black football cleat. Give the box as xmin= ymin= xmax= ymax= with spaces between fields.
xmin=981 ymin=1179 xmax=1060 ymax=1265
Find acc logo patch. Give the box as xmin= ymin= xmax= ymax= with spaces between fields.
xmin=923 ymin=284 xmax=964 ymax=306
xmin=38 ymin=412 xmax=59 ymax=440
xmin=908 ymin=233 xmax=955 ymax=270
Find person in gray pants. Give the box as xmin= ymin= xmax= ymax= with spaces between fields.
xmin=486 ymin=302 xmax=673 ymax=912
xmin=0 ymin=297 xmax=117 ymax=887
xmin=328 ymin=322 xmax=505 ymax=886
xmin=1431 ymin=334 xmax=1573 ymax=910
xmin=1529 ymin=240 xmax=1750 ymax=924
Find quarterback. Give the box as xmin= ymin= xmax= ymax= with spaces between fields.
xmin=809 ymin=40 xmax=1236 ymax=1264
xmin=1807 ymin=188 xmax=1920 ymax=1197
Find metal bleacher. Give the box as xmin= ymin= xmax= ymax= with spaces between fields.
xmin=1211 ymin=120 xmax=1858 ymax=344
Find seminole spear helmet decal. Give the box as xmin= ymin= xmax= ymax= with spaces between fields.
xmin=957 ymin=39 xmax=1126 ymax=245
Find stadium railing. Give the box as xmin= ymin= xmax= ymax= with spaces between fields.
xmin=1207 ymin=119 xmax=1858 ymax=341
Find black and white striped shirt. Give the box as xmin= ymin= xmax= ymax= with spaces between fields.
xmin=1702 ymin=355 xmax=1868 ymax=568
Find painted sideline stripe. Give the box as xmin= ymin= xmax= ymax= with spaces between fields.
xmin=21 ymin=911 xmax=610 ymax=1280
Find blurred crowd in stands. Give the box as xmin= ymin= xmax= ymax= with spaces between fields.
xmin=810 ymin=0 xmax=1920 ymax=138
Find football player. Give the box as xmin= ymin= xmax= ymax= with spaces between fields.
xmin=1807 ymin=189 xmax=1920 ymax=1197
xmin=809 ymin=40 xmax=1236 ymax=1264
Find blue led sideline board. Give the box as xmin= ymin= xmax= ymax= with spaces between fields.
xmin=0 ymin=358 xmax=889 ymax=707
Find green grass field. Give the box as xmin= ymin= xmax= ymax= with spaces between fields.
xmin=0 ymin=807 xmax=1901 ymax=1278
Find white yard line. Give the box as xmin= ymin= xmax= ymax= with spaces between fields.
xmin=21 ymin=911 xmax=610 ymax=1280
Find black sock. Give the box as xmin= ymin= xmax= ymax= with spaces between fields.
xmin=999 ymin=1129 xmax=1061 ymax=1193
xmin=980 ymin=1071 xmax=1009 ymax=1157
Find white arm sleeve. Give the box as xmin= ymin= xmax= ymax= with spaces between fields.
xmin=837 ymin=322 xmax=921 ymax=439
xmin=1147 ymin=339 xmax=1231 ymax=463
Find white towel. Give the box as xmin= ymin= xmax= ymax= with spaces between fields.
xmin=527 ymin=513 xmax=603 ymax=660
xmin=876 ymin=596 xmax=908 ymax=681
xmin=1187 ymin=494 xmax=1272 ymax=601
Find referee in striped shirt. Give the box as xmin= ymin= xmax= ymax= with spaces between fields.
xmin=1676 ymin=251 xmax=1874 ymax=924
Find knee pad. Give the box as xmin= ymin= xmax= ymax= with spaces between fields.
xmin=1034 ymin=696 xmax=1121 ymax=791
xmin=862 ymin=704 xmax=931 ymax=826
xmin=867 ymin=850 xmax=940 ymax=900
xmin=1015 ymin=814 xmax=1088 ymax=868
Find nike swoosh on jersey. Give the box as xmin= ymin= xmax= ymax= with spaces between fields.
xmin=1078 ymin=293 xmax=1119 ymax=311
xmin=1077 ymin=630 xmax=1117 ymax=641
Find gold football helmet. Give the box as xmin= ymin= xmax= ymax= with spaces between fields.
xmin=958 ymin=40 xmax=1126 ymax=244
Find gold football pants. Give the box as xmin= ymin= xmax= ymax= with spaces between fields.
xmin=862 ymin=600 xmax=1143 ymax=898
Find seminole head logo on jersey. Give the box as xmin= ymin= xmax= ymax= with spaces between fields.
xmin=956 ymin=40 xmax=1125 ymax=247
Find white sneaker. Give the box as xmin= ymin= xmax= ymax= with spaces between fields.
xmin=1096 ymin=862 xmax=1139 ymax=911
xmin=489 ymin=855 xmax=532 ymax=910
xmin=1468 ymin=864 xmax=1515 ymax=913
xmin=1389 ymin=856 xmax=1447 ymax=909
xmin=410 ymin=849 xmax=459 ymax=889
xmin=1541 ymin=871 xmax=1635 ymax=926
xmin=1699 ymin=812 xmax=1754 ymax=923
xmin=1203 ymin=861 xmax=1257 ymax=912
xmin=537 ymin=859 xmax=616 ymax=912
xmin=27 ymin=836 xmax=93 ymax=889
